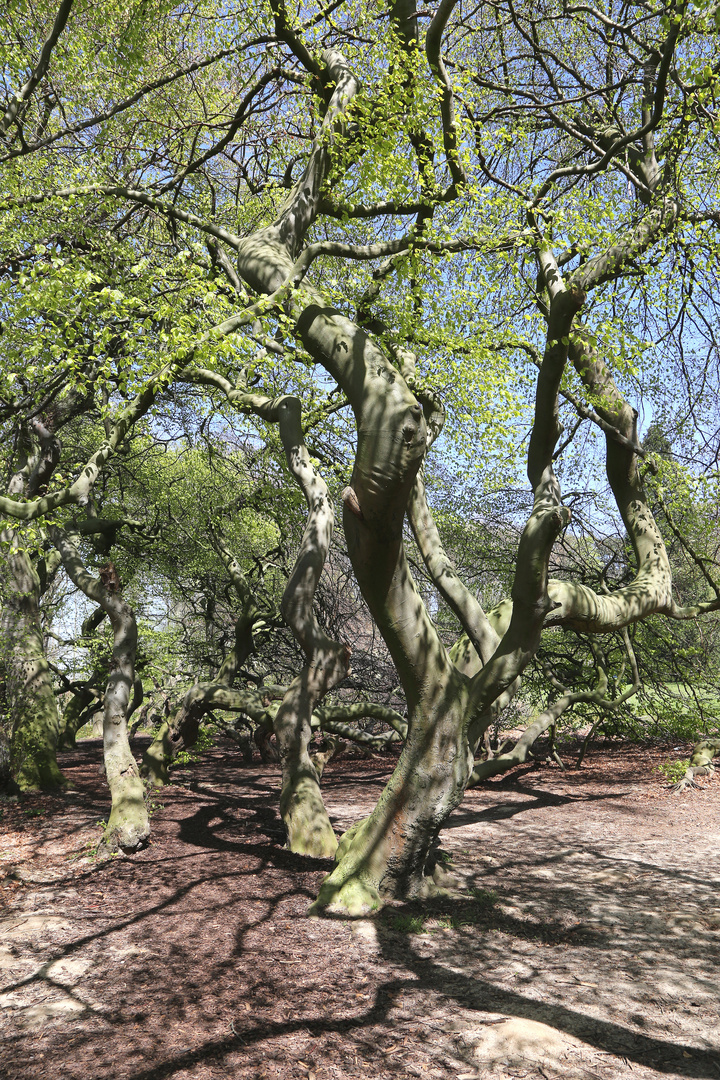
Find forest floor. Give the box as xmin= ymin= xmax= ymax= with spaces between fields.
xmin=1 ymin=736 xmax=719 ymax=1080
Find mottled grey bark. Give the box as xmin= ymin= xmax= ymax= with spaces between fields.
xmin=474 ymin=333 xmax=675 ymax=641
xmin=177 ymin=45 xmax=577 ymax=909
xmin=58 ymin=685 xmax=101 ymax=749
xmin=171 ymin=385 xmax=350 ymax=854
xmin=51 ymin=528 xmax=149 ymax=852
xmin=271 ymin=396 xmax=348 ymax=857
xmin=3 ymin=421 xmax=65 ymax=790
xmin=58 ymin=608 xmax=108 ymax=749
xmin=312 ymin=279 xmax=579 ymax=913
xmin=671 ymin=738 xmax=720 ymax=793
xmin=1 ymin=540 xmax=65 ymax=790
xmin=52 ymin=26 xmax=692 ymax=908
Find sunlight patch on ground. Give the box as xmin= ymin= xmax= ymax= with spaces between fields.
xmin=467 ymin=1017 xmax=585 ymax=1073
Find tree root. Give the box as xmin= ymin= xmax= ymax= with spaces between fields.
xmin=671 ymin=764 xmax=714 ymax=794
xmin=671 ymin=738 xmax=720 ymax=794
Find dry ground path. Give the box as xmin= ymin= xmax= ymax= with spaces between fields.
xmin=1 ymin=738 xmax=719 ymax=1080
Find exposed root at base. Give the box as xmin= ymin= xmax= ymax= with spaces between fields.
xmin=671 ymin=765 xmax=712 ymax=794
xmin=99 ymin=831 xmax=150 ymax=857
xmin=310 ymin=870 xmax=382 ymax=917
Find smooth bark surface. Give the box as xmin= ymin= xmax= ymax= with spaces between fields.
xmin=271 ymin=396 xmax=348 ymax=857
xmin=52 ymin=529 xmax=149 ymax=852
xmin=221 ymin=48 xmax=585 ymax=912
xmin=0 ymin=2 xmax=710 ymax=917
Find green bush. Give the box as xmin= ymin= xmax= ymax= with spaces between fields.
xmin=173 ymin=727 xmax=215 ymax=767
xmin=656 ymin=758 xmax=690 ymax=784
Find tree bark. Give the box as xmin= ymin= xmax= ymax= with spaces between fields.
xmin=271 ymin=396 xmax=348 ymax=857
xmin=164 ymin=42 xmax=663 ymax=911
xmin=216 ymin=47 xmax=576 ymax=911
xmin=473 ymin=331 xmax=675 ymax=638
xmin=170 ymin=385 xmax=351 ymax=855
xmin=3 ymin=421 xmax=65 ymax=790
xmin=1 ymin=539 xmax=65 ymax=790
xmin=312 ymin=286 xmax=578 ymax=913
xmin=51 ymin=529 xmax=149 ymax=852
xmin=58 ymin=686 xmax=101 ymax=749
xmin=142 ymin=682 xmax=269 ymax=785
xmin=671 ymin=738 xmax=720 ymax=793
xmin=100 ymin=590 xmax=148 ymax=852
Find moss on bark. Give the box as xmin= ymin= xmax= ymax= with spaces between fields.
xmin=2 ymin=545 xmax=66 ymax=791
xmin=11 ymin=677 xmax=66 ymax=791
xmin=141 ymin=720 xmax=172 ymax=786
xmin=280 ymin=766 xmax=338 ymax=857
xmin=101 ymin=763 xmax=149 ymax=853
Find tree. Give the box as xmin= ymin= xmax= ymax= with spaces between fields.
xmin=1 ymin=0 xmax=720 ymax=909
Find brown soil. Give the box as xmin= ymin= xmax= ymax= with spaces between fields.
xmin=1 ymin=737 xmax=719 ymax=1080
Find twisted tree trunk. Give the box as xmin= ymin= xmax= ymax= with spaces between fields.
xmin=58 ymin=685 xmax=102 ymax=749
xmin=99 ymin=37 xmax=685 ymax=909
xmin=145 ymin=392 xmax=351 ymax=855
xmin=311 ymin=285 xmax=579 ymax=913
xmin=58 ymin=613 xmax=108 ymax=749
xmin=671 ymin=738 xmax=720 ymax=793
xmin=213 ymin=47 xmax=576 ymax=911
xmin=141 ymin=538 xmax=265 ymax=784
xmin=271 ymin=396 xmax=348 ymax=856
xmin=52 ymin=529 xmax=149 ymax=852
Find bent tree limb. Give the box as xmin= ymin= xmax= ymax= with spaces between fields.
xmin=51 ymin=527 xmax=149 ymax=852
xmin=464 ymin=276 xmax=580 ymax=748
xmin=473 ymin=317 xmax=677 ymax=638
xmin=81 ymin=34 xmax=680 ymax=908
xmin=409 ymin=465 xmax=499 ymax=669
xmin=58 ymin=681 xmax=103 ymax=750
xmin=468 ymin=629 xmax=641 ymax=785
xmin=221 ymin=38 xmax=579 ymax=912
xmin=311 ymin=275 xmax=578 ymax=915
xmin=408 ymin=461 xmax=512 ymax=740
xmin=315 ymin=702 xmax=407 ymax=741
xmin=0 ymin=0 xmax=75 ymax=139
xmin=468 ymin=695 xmax=576 ymax=786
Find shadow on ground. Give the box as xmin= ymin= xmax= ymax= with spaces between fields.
xmin=1 ymin=739 xmax=719 ymax=1080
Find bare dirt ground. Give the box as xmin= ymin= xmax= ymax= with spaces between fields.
xmin=1 ymin=737 xmax=719 ymax=1080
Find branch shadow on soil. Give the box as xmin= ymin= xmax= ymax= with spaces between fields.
xmin=373 ymin=942 xmax=720 ymax=1079
xmin=446 ymin=785 xmax=620 ymax=827
xmin=4 ymin=749 xmax=718 ymax=1080
xmin=6 ymin=863 xmax=713 ymax=1080
xmin=47 ymin=950 xmax=719 ymax=1080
